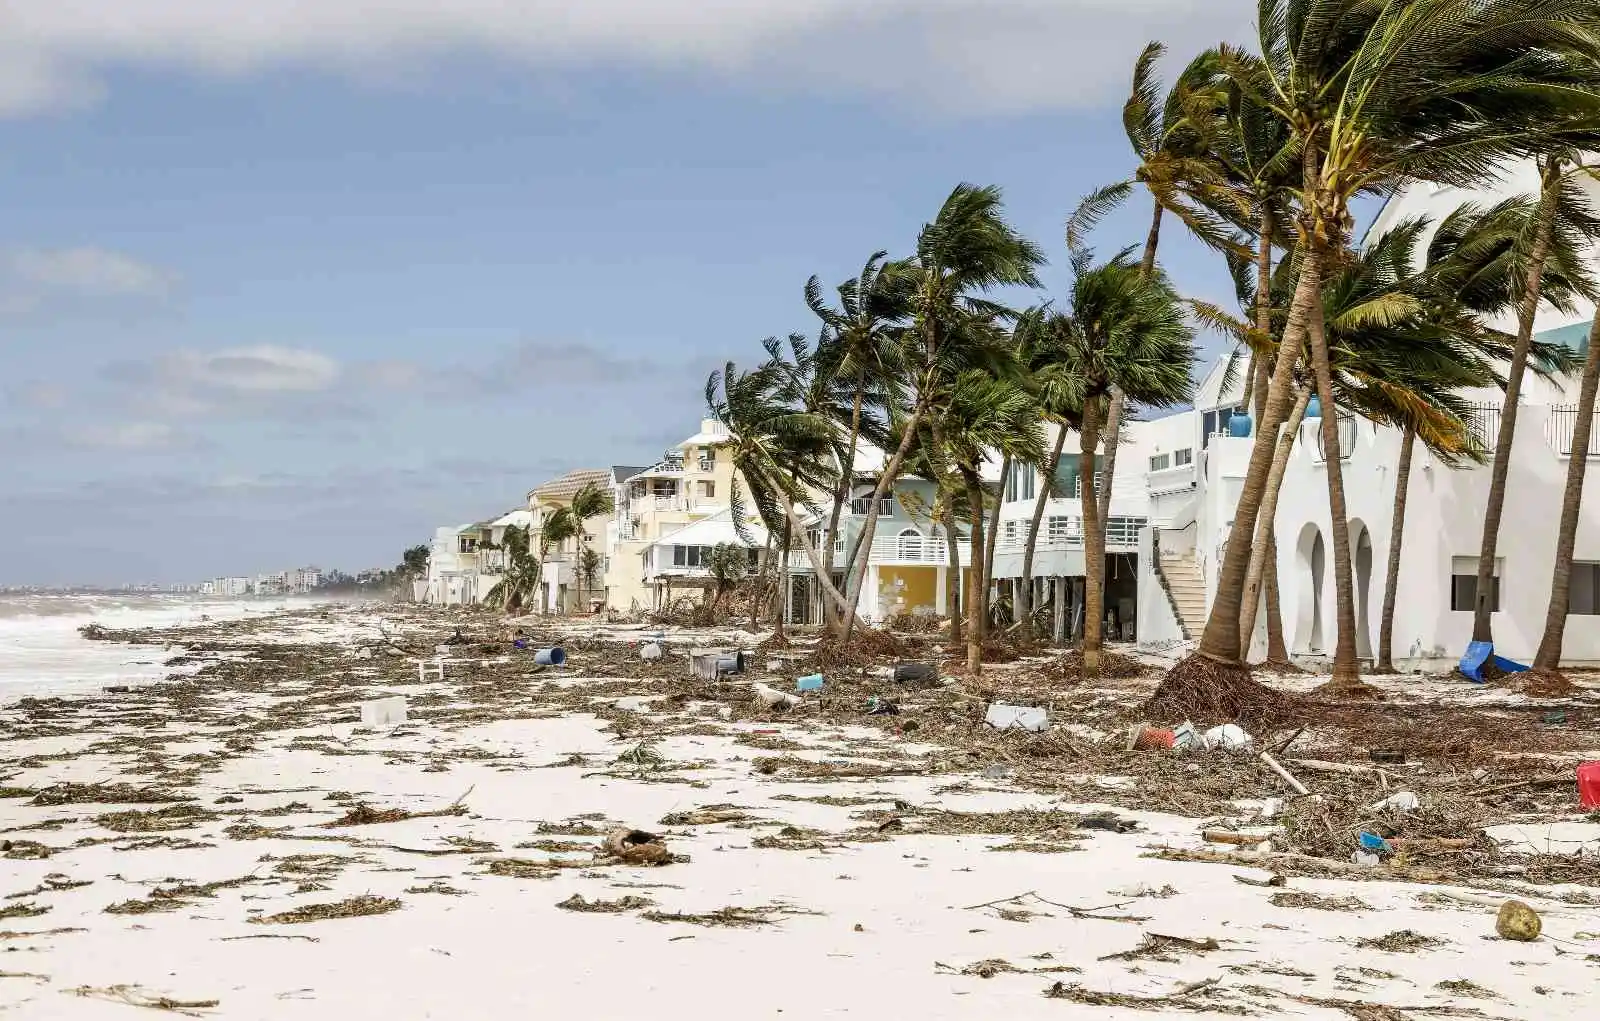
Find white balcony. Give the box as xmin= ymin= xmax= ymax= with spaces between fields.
xmin=1546 ymin=404 xmax=1600 ymax=458
xmin=992 ymin=515 xmax=1146 ymax=554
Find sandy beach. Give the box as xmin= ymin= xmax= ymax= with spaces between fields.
xmin=2 ymin=604 xmax=1598 ymax=1020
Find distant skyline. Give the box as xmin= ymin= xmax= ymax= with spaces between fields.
xmin=0 ymin=1 xmax=1262 ymax=586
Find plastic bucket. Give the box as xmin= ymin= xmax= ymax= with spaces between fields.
xmin=796 ymin=673 xmax=824 ymax=692
xmin=534 ymin=647 xmax=567 ymax=666
xmin=1579 ymin=761 xmax=1600 ymax=808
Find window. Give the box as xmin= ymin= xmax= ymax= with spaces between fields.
xmin=1450 ymin=556 xmax=1500 ymax=612
xmin=699 ymin=480 xmax=716 ymax=499
xmin=1019 ymin=467 xmax=1035 ymax=502
xmin=1047 ymin=516 xmax=1081 ymax=542
xmin=1174 ymin=448 xmax=1193 ymax=467
xmin=1570 ymin=562 xmax=1600 ymax=615
xmin=672 ymin=545 xmax=711 ymax=568
xmin=1149 ymin=453 xmax=1171 ymax=472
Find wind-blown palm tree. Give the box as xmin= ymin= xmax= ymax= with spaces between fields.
xmin=804 ymin=254 xmax=912 ymax=610
xmin=935 ymin=370 xmax=1046 ymax=673
xmin=553 ymin=482 xmax=615 ymax=615
xmin=1534 ymin=309 xmax=1600 ymax=673
xmin=705 ymin=359 xmax=847 ymax=627
xmin=485 ymin=524 xmax=539 ymax=614
xmin=836 ymin=184 xmax=1044 ymax=639
xmin=1156 ymin=0 xmax=1600 ymax=714
xmin=1470 ymin=155 xmax=1600 ymax=645
xmin=1014 ymin=306 xmax=1078 ymax=638
xmin=1043 ymin=249 xmax=1196 ymax=674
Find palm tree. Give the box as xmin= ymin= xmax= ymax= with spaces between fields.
xmin=484 ymin=524 xmax=539 ymax=614
xmin=835 ymin=184 xmax=1044 ymax=638
xmin=1534 ymin=310 xmax=1600 ymax=672
xmin=1044 ymin=250 xmax=1196 ymax=674
xmin=935 ymin=370 xmax=1046 ymax=673
xmin=554 ymin=482 xmax=615 ymax=615
xmin=705 ymin=543 xmax=749 ymax=616
xmin=1372 ymin=198 xmax=1594 ymax=669
xmin=704 ymin=359 xmax=848 ymax=626
xmin=1014 ymin=306 xmax=1078 ymax=639
xmin=1470 ymin=155 xmax=1600 ymax=645
xmin=1068 ymin=44 xmax=1236 ymax=555
xmin=804 ymin=254 xmax=912 ymax=611
xmin=1157 ymin=0 xmax=1600 ymax=712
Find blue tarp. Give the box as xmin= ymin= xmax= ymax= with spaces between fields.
xmin=1459 ymin=640 xmax=1529 ymax=683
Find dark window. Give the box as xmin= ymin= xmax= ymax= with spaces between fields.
xmin=1450 ymin=557 xmax=1500 ymax=612
xmin=1174 ymin=448 xmax=1193 ymax=467
xmin=1569 ymin=562 xmax=1600 ymax=615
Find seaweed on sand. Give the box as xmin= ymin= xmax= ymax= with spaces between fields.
xmin=249 ymin=895 xmax=401 ymax=925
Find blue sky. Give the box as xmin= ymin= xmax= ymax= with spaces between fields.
xmin=0 ymin=1 xmax=1254 ymax=586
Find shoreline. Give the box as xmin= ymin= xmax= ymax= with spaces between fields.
xmin=1 ymin=603 xmax=1597 ymax=1019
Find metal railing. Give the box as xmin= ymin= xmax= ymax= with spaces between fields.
xmin=1546 ymin=404 xmax=1600 ymax=457
xmin=1463 ymin=403 xmax=1502 ymax=451
xmin=850 ymin=498 xmax=897 ymax=516
xmin=993 ymin=516 xmax=1146 ymax=553
xmin=1309 ymin=415 xmax=1359 ymax=463
xmin=867 ymin=534 xmax=970 ymax=564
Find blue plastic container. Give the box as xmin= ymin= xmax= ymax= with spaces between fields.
xmin=796 ymin=673 xmax=824 ymax=692
xmin=534 ymin=646 xmax=566 ymax=666
xmin=1228 ymin=414 xmax=1253 ymax=438
xmin=1305 ymin=395 xmax=1322 ymax=419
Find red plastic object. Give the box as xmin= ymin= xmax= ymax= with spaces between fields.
xmin=1135 ymin=728 xmax=1176 ymax=751
xmin=1580 ymin=762 xmax=1600 ymax=808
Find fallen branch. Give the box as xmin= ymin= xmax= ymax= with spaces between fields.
xmin=1258 ymin=752 xmax=1310 ymax=796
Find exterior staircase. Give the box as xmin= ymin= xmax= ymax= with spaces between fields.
xmin=1157 ymin=552 xmax=1209 ymax=641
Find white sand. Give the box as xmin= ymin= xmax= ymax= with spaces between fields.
xmin=2 ymin=613 xmax=1598 ymax=1019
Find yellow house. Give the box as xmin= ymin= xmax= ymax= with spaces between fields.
xmin=605 ymin=419 xmax=747 ymax=613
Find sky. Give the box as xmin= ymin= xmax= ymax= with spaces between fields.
xmin=0 ymin=0 xmax=1258 ymax=586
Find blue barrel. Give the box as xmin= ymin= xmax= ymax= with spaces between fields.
xmin=1228 ymin=413 xmax=1253 ymax=438
xmin=716 ymin=652 xmax=746 ymax=675
xmin=534 ymin=646 xmax=566 ymax=666
xmin=1304 ymin=395 xmax=1322 ymax=419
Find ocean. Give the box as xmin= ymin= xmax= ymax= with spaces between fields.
xmin=0 ymin=592 xmax=308 ymax=701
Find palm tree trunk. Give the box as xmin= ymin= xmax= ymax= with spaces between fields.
xmin=1018 ymin=426 xmax=1068 ymax=638
xmin=1375 ymin=426 xmax=1416 ymax=673
xmin=1252 ymin=211 xmax=1290 ymax=665
xmin=1473 ymin=158 xmax=1561 ymax=644
xmin=1096 ymin=393 xmax=1125 ymax=526
xmin=1534 ymin=310 xmax=1600 ymax=670
xmin=775 ymin=516 xmax=792 ymax=640
xmin=1239 ymin=386 xmax=1311 ymax=653
xmin=1193 ymin=244 xmax=1324 ymax=664
xmin=1081 ymin=395 xmax=1104 ymax=675
xmin=753 ymin=534 xmax=773 ymax=625
xmin=943 ymin=499 xmax=963 ymax=644
xmin=823 ymin=374 xmax=866 ymax=628
xmin=966 ymin=473 xmax=988 ymax=674
xmin=1140 ymin=201 xmax=1163 ymax=278
xmin=984 ymin=457 xmax=1010 ymax=628
xmin=1306 ymin=296 xmax=1362 ymax=689
xmin=841 ymin=398 xmax=927 ymax=639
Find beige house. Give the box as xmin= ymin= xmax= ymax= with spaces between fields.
xmin=605 ymin=419 xmax=748 ymax=612
xmin=526 ymin=467 xmax=613 ymax=614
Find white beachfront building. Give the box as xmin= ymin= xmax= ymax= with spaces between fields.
xmin=989 ymin=159 xmax=1600 ymax=670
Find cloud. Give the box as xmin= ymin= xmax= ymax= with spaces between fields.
xmin=5 ymin=381 xmax=69 ymax=409
xmin=0 ymin=1 xmax=1246 ymax=118
xmin=0 ymin=246 xmax=176 ymax=313
xmin=63 ymin=421 xmax=181 ymax=450
xmin=102 ymin=345 xmax=343 ymax=417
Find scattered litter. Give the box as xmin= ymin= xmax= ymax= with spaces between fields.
xmin=556 ymin=894 xmax=653 ymax=913
xmin=1366 ymin=791 xmax=1419 ymax=815
xmin=1358 ymin=831 xmax=1391 ymax=855
xmin=417 ymin=658 xmax=445 ymax=682
xmin=1495 ymin=899 xmax=1541 ymax=941
xmin=795 ymin=673 xmax=824 ymax=692
xmin=359 ymin=697 xmax=407 ymax=728
xmin=640 ymin=642 xmax=663 ymax=661
xmin=1579 ymin=762 xmax=1600 ymax=808
xmin=1269 ymin=891 xmax=1370 ymax=911
xmin=1368 ymin=749 xmax=1406 ymax=764
xmin=892 ymin=662 xmax=938 ymax=685
xmin=533 ymin=647 xmax=566 ymax=667
xmin=752 ymin=683 xmax=802 ymax=710
xmin=1126 ymin=723 xmax=1175 ymax=750
xmin=986 ymin=704 xmax=1047 ymax=733
xmin=602 ymin=828 xmax=676 ymax=866
xmin=250 ymin=895 xmax=402 ymax=925
xmin=1202 ymin=724 xmax=1252 ymax=751
xmin=1354 ymin=930 xmax=1445 ymax=953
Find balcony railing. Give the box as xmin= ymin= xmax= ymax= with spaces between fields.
xmin=1546 ymin=404 xmax=1600 ymax=457
xmin=993 ymin=516 xmax=1146 ymax=553
xmin=1463 ymin=403 xmax=1502 ymax=451
xmin=867 ymin=534 xmax=970 ymax=565
xmin=1309 ymin=415 xmax=1358 ymax=463
xmin=850 ymin=497 xmax=896 ymax=516
xmin=1070 ymin=473 xmax=1110 ymax=499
